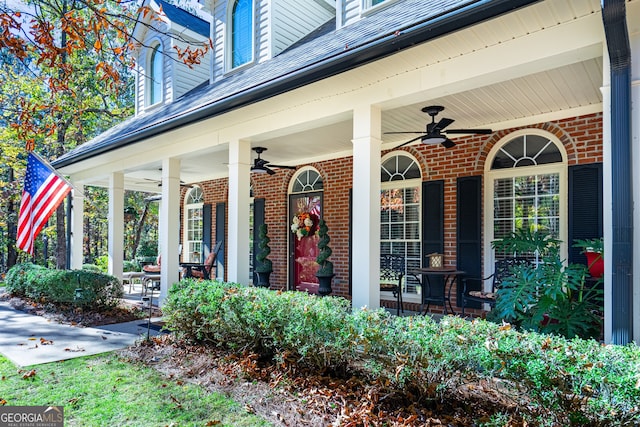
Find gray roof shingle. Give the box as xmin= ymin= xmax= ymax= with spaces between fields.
xmin=54 ymin=0 xmax=535 ymax=167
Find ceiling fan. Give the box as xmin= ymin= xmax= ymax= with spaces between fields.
xmin=386 ymin=105 xmax=493 ymax=149
xmin=252 ymin=147 xmax=296 ymax=175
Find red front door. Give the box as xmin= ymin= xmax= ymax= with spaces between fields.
xmin=289 ymin=193 xmax=322 ymax=293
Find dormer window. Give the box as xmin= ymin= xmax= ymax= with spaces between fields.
xmin=229 ymin=0 xmax=253 ymax=69
xmin=147 ymin=42 xmax=164 ymax=106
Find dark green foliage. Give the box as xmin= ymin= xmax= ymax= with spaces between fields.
xmin=315 ymin=219 xmax=333 ymax=276
xmin=255 ymin=224 xmax=272 ymax=273
xmin=573 ymin=237 xmax=604 ymax=255
xmin=123 ymin=260 xmax=142 ymax=272
xmin=81 ymin=264 xmax=102 ymax=272
xmin=163 ymin=279 xmax=353 ymax=369
xmin=5 ymin=263 xmax=123 ymax=308
xmin=490 ymin=229 xmax=603 ymax=339
xmin=163 ymin=280 xmax=639 ymax=426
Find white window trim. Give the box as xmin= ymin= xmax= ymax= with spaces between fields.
xmin=183 ymin=186 xmax=204 ymax=263
xmin=226 ymin=0 xmax=255 ymax=73
xmin=483 ymin=129 xmax=568 ymax=283
xmin=145 ymin=39 xmax=164 ymax=108
xmin=380 ymin=151 xmax=422 ymax=304
xmin=361 ymin=0 xmax=399 ymax=14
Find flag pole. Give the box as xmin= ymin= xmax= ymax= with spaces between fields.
xmin=28 ymin=151 xmax=85 ymax=197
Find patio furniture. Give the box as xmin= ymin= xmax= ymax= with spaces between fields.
xmin=141 ymin=273 xmax=161 ymax=297
xmin=410 ymin=267 xmax=464 ymax=315
xmin=181 ymin=240 xmax=223 ymax=280
xmin=460 ymin=257 xmax=529 ymax=316
xmin=122 ymin=271 xmax=145 ymax=293
xmin=380 ymin=254 xmax=405 ymax=316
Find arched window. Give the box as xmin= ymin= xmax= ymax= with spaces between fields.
xmin=147 ymin=42 xmax=163 ymax=106
xmin=183 ymin=186 xmax=204 ymax=262
xmin=230 ymin=0 xmax=253 ymax=69
xmin=291 ymin=169 xmax=323 ymax=193
xmin=486 ymin=131 xmax=567 ymax=264
xmin=380 ymin=153 xmax=422 ymax=299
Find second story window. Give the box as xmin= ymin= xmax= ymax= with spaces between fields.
xmin=230 ymin=0 xmax=253 ymax=69
xmin=147 ymin=42 xmax=163 ymax=106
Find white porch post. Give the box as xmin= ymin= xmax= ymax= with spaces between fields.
xmin=159 ymin=157 xmax=181 ymax=304
xmin=351 ymin=105 xmax=381 ymax=310
xmin=227 ymin=139 xmax=251 ymax=284
xmin=70 ymin=182 xmax=84 ymax=270
xmin=108 ymin=173 xmax=124 ymax=280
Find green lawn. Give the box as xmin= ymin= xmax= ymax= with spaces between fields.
xmin=0 ymin=354 xmax=271 ymax=427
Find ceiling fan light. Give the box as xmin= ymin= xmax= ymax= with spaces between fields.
xmin=421 ymin=135 xmax=447 ymax=144
xmin=251 ymin=166 xmax=268 ymax=174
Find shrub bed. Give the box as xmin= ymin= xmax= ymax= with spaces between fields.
xmin=5 ymin=263 xmax=123 ymax=309
xmin=163 ymin=280 xmax=640 ymax=426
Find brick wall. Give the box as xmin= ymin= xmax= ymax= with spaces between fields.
xmin=185 ymin=113 xmax=603 ymax=316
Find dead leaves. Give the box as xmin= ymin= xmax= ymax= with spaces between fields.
xmin=19 ymin=369 xmax=36 ymax=379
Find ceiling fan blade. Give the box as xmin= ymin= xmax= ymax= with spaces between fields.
xmin=269 ymin=164 xmax=297 ymax=170
xmin=432 ymin=117 xmax=454 ymax=132
xmin=266 ymin=167 xmax=276 ymax=175
xmin=444 ymin=128 xmax=493 ymax=135
xmin=441 ymin=139 xmax=456 ymax=149
xmin=393 ymin=134 xmax=425 ymax=149
xmin=384 ymin=131 xmax=427 ymax=135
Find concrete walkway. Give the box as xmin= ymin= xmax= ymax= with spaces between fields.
xmin=0 ymin=299 xmax=164 ymax=367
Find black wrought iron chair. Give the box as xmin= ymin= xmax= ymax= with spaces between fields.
xmin=461 ymin=257 xmax=529 ymax=316
xmin=380 ymin=254 xmax=406 ymax=316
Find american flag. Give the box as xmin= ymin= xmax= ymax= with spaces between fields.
xmin=17 ymin=152 xmax=72 ymax=255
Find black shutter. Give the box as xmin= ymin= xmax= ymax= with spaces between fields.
xmin=215 ymin=202 xmax=225 ymax=280
xmin=456 ymin=176 xmax=482 ymax=307
xmin=422 ymin=180 xmax=444 ymax=302
xmin=202 ymin=204 xmax=212 ymax=263
xmin=568 ymin=163 xmax=603 ymax=265
xmin=252 ymin=198 xmax=266 ymax=278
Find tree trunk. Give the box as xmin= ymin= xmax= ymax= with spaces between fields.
xmin=6 ymin=168 xmax=17 ymax=269
xmin=132 ymin=201 xmax=150 ymax=259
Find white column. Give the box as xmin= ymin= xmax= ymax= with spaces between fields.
xmin=70 ymin=182 xmax=84 ymax=270
xmin=630 ymin=28 xmax=640 ymax=343
xmin=159 ymin=157 xmax=181 ymax=304
xmin=108 ymin=172 xmax=124 ymax=280
xmin=351 ymin=105 xmax=382 ymax=310
xmin=227 ymin=139 xmax=251 ymax=284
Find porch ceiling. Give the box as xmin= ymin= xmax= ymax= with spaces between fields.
xmin=73 ymin=0 xmax=606 ymax=193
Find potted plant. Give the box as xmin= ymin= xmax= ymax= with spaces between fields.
xmin=573 ymin=237 xmax=604 ymax=279
xmin=254 ymin=224 xmax=272 ymax=288
xmin=315 ymin=219 xmax=334 ymax=296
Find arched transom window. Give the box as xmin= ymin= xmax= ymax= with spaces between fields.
xmin=380 ymin=153 xmax=422 ymax=299
xmin=183 ymin=185 xmax=204 ymax=262
xmin=486 ymin=131 xmax=566 ymax=263
xmin=291 ymin=169 xmax=323 ymax=193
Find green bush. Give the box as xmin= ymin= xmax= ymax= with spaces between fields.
xmin=5 ymin=263 xmax=123 ymax=308
xmin=124 ymin=260 xmax=141 ymax=272
xmin=163 ymin=280 xmax=640 ymax=426
xmin=82 ymin=264 xmax=102 ymax=273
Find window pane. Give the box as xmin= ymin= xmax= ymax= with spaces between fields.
xmin=150 ymin=45 xmax=162 ymax=105
xmin=491 ymin=134 xmax=561 ymax=170
xmin=232 ymin=0 xmax=252 ymax=68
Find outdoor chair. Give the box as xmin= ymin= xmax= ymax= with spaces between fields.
xmin=187 ymin=240 xmax=223 ymax=280
xmin=380 ymin=253 xmax=405 ymax=316
xmin=461 ymin=257 xmax=529 ymax=316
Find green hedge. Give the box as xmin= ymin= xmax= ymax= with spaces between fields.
xmin=163 ymin=280 xmax=640 ymax=426
xmin=5 ymin=263 xmax=123 ymax=308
